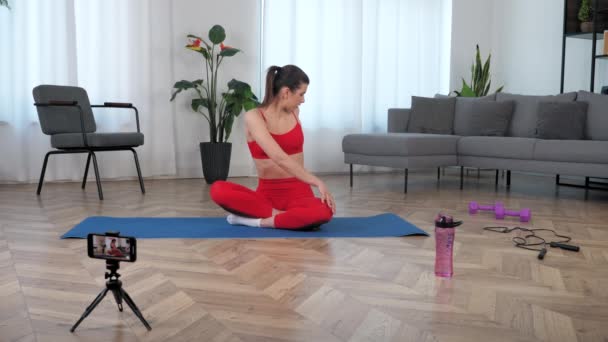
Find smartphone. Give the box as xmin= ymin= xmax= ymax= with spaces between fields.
xmin=87 ymin=233 xmax=137 ymax=262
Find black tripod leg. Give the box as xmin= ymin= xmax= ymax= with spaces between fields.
xmin=111 ymin=288 xmax=123 ymax=312
xmin=121 ymin=289 xmax=152 ymax=331
xmin=70 ymin=288 xmax=109 ymax=332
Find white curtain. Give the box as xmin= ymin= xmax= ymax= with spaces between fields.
xmin=0 ymin=0 xmax=176 ymax=183
xmin=262 ymin=0 xmax=452 ymax=173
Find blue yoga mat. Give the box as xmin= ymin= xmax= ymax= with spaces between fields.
xmin=61 ymin=213 xmax=428 ymax=239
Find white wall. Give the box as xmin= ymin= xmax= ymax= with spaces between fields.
xmin=449 ymin=0 xmax=494 ymax=95
xmin=171 ymin=0 xmax=261 ymax=178
xmin=451 ymin=0 xmax=608 ymax=95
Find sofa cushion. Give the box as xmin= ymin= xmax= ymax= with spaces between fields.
xmin=458 ymin=136 xmax=536 ymax=159
xmin=459 ymin=100 xmax=514 ymax=136
xmin=535 ymin=101 xmax=588 ymax=140
xmin=577 ymin=91 xmax=608 ymax=141
xmin=407 ymin=96 xmax=456 ymax=134
xmin=453 ymin=94 xmax=496 ymax=135
xmin=496 ymin=92 xmax=577 ymax=138
xmin=388 ymin=108 xmax=411 ymax=133
xmin=342 ymin=133 xmax=459 ymax=157
xmin=534 ymin=140 xmax=608 ymax=164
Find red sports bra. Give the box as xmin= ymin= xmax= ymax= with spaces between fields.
xmin=247 ymin=109 xmax=304 ymax=159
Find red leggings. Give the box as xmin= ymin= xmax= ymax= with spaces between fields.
xmin=210 ymin=178 xmax=333 ymax=230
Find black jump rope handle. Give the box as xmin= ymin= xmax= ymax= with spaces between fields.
xmin=538 ymin=248 xmax=547 ymax=260
xmin=549 ymin=242 xmax=580 ymax=252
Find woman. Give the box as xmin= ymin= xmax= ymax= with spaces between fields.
xmin=107 ymin=239 xmax=124 ymax=257
xmin=210 ymin=65 xmax=335 ymax=230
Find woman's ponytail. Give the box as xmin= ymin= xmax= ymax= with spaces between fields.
xmin=261 ymin=66 xmax=282 ymax=107
xmin=260 ymin=65 xmax=309 ymax=108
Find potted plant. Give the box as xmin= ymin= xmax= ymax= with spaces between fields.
xmin=453 ymin=45 xmax=503 ymax=97
xmin=171 ymin=25 xmax=259 ymax=184
xmin=578 ymin=0 xmax=593 ymax=33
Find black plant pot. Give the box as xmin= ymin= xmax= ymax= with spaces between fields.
xmin=199 ymin=142 xmax=231 ymax=184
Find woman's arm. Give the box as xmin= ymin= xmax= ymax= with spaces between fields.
xmin=245 ymin=109 xmax=335 ymax=213
xmin=245 ymin=110 xmax=322 ymax=187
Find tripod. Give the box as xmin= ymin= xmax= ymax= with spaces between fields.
xmin=71 ymin=260 xmax=152 ymax=332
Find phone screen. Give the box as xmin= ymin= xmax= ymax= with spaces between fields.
xmin=87 ymin=234 xmax=136 ymax=262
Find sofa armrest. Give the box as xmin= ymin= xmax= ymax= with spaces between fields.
xmin=388 ymin=108 xmax=411 ymax=133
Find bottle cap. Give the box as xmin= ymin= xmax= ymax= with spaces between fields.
xmin=435 ymin=214 xmax=463 ymax=228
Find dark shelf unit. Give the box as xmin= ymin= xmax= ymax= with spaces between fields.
xmin=557 ymin=1 xmax=608 ymax=191
xmin=560 ymin=0 xmax=608 ymax=93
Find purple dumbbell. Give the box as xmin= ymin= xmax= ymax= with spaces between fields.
xmin=494 ymin=205 xmax=531 ymax=222
xmin=469 ymin=201 xmax=503 ymax=215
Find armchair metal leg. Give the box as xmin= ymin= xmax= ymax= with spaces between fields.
xmin=460 ymin=166 xmax=464 ymax=190
xmin=404 ymin=168 xmax=408 ymax=193
xmin=349 ymin=164 xmax=353 ymax=187
xmin=506 ymin=170 xmax=511 ymax=187
xmin=90 ymin=152 xmax=104 ymax=200
xmin=82 ymin=152 xmax=92 ymax=189
xmin=130 ymin=148 xmax=145 ymax=194
xmin=495 ymin=170 xmax=499 ymax=185
xmin=437 ymin=167 xmax=440 ymax=180
xmin=37 ymin=151 xmax=53 ymax=195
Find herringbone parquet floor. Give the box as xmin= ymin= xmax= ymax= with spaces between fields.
xmin=1 ymin=170 xmax=607 ymax=342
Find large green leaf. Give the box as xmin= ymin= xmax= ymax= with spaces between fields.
xmin=209 ymin=25 xmax=226 ymax=44
xmin=226 ymin=101 xmax=240 ymax=117
xmin=243 ymin=99 xmax=258 ymax=111
xmin=227 ymin=79 xmax=248 ymax=91
xmin=191 ymin=98 xmax=211 ymax=111
xmin=219 ymin=48 xmax=240 ymax=57
xmin=459 ymin=79 xmax=477 ymax=97
xmin=171 ymin=80 xmax=199 ymax=101
xmin=170 ymin=89 xmax=182 ymax=101
xmin=223 ymin=114 xmax=235 ymax=142
xmin=173 ymin=80 xmax=195 ymax=89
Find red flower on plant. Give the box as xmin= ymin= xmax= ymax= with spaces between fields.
xmin=187 ymin=38 xmax=204 ymax=51
xmin=220 ymin=43 xmax=232 ymax=51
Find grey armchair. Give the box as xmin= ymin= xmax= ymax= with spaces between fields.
xmin=33 ymin=85 xmax=145 ymax=200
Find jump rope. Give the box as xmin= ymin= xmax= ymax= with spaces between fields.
xmin=483 ymin=226 xmax=580 ymax=259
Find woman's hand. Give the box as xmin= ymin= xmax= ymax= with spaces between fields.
xmin=317 ymin=182 xmax=336 ymax=213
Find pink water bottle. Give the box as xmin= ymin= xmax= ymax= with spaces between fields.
xmin=434 ymin=213 xmax=462 ymax=277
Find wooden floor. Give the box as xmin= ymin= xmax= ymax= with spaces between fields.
xmin=1 ymin=170 xmax=608 ymax=342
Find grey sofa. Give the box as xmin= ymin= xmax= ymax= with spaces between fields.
xmin=342 ymin=91 xmax=608 ymax=192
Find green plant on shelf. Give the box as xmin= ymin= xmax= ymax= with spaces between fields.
xmin=578 ymin=0 xmax=592 ymax=22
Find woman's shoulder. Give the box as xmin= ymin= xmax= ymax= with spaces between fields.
xmin=244 ymin=108 xmax=266 ymax=127
xmin=247 ymin=106 xmax=267 ymax=115
xmin=245 ymin=108 xmax=261 ymax=119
